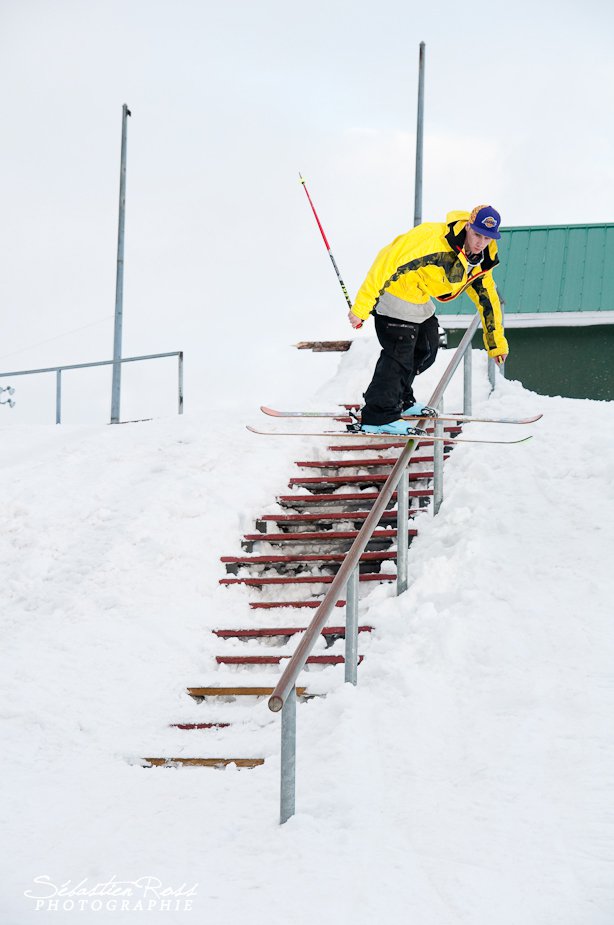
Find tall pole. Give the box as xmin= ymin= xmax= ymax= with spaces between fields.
xmin=413 ymin=42 xmax=425 ymax=227
xmin=111 ymin=103 xmax=131 ymax=424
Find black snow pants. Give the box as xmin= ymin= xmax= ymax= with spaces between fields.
xmin=360 ymin=313 xmax=440 ymax=425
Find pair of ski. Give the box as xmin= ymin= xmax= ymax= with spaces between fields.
xmin=248 ymin=407 xmax=542 ymax=446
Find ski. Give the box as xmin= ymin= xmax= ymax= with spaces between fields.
xmin=247 ymin=426 xmax=532 ymax=445
xmin=260 ymin=405 xmax=542 ymax=426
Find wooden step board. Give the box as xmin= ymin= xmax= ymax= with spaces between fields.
xmin=249 ymin=600 xmax=347 ymax=609
xmin=216 ymin=654 xmax=364 ymax=666
xmin=327 ymin=441 xmax=430 ymax=451
xmin=222 ymin=551 xmax=396 ymax=568
xmin=327 ymin=435 xmax=459 ymax=451
xmin=294 ymin=456 xmax=440 ymax=469
xmin=242 ymin=528 xmax=408 ymax=551
xmin=323 ymin=415 xmax=461 ymax=449
xmin=257 ymin=510 xmax=420 ymax=526
xmin=144 ymin=757 xmax=264 ymax=768
xmin=170 ymin=722 xmax=231 ymax=729
xmin=220 ymin=572 xmax=395 ymax=587
xmin=244 ymin=527 xmax=408 ymax=543
xmin=187 ymin=686 xmax=309 ymax=699
xmin=276 ymin=489 xmax=432 ymax=507
xmin=214 ymin=625 xmax=373 ymax=639
xmin=289 ymin=471 xmax=433 ymax=488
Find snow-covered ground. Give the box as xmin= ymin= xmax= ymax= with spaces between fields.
xmin=2 ymin=341 xmax=614 ymax=924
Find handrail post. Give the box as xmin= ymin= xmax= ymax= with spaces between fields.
xmin=345 ymin=566 xmax=359 ymax=685
xmin=280 ymin=686 xmax=297 ymax=824
xmin=111 ymin=103 xmax=131 ymax=425
xmin=433 ymin=400 xmax=444 ymax=515
xmin=55 ymin=370 xmax=62 ymax=425
xmin=178 ymin=352 xmax=184 ymax=415
xmin=396 ymin=469 xmax=409 ymax=595
xmin=463 ymin=347 xmax=472 ymax=416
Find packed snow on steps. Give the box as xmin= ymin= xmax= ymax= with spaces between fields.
xmin=2 ymin=341 xmax=614 ymax=925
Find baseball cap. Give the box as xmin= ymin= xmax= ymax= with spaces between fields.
xmin=469 ymin=204 xmax=501 ymax=240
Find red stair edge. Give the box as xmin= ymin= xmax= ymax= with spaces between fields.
xmin=276 ymin=489 xmax=433 ymax=503
xmin=170 ymin=722 xmax=231 ymax=729
xmin=221 ymin=551 xmax=396 ymax=565
xmin=220 ymin=572 xmax=396 ymax=586
xmin=214 ymin=625 xmax=373 ymax=638
xmin=215 ymin=654 xmax=364 ymax=666
xmin=249 ymin=600 xmax=346 ymax=609
xmin=243 ymin=528 xmax=408 ymax=541
xmin=293 ymin=456 xmax=441 ymax=468
xmin=258 ymin=511 xmax=419 ymax=523
xmin=289 ymin=471 xmax=434 ymax=485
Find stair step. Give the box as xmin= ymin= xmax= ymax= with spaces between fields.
xmin=249 ymin=600 xmax=347 ymax=609
xmin=187 ymin=686 xmax=308 ymax=699
xmin=244 ymin=528 xmax=406 ymax=541
xmin=277 ymin=489 xmax=432 ymax=507
xmin=327 ymin=435 xmax=459 ymax=451
xmin=215 ymin=654 xmax=363 ymax=666
xmin=294 ymin=456 xmax=439 ymax=469
xmin=327 ymin=441 xmax=419 ymax=451
xmin=222 ymin=551 xmax=396 ymax=568
xmin=243 ymin=528 xmax=405 ymax=548
xmin=289 ymin=471 xmax=433 ymax=488
xmin=144 ymin=757 xmax=264 ymax=768
xmin=169 ymin=722 xmax=231 ymax=729
xmin=258 ymin=510 xmax=419 ymax=526
xmin=220 ymin=572 xmax=395 ymax=587
xmin=214 ymin=625 xmax=373 ymax=639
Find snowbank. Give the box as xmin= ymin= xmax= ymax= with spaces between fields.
xmin=2 ymin=342 xmax=613 ymax=924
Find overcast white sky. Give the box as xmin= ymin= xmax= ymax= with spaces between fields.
xmin=1 ymin=0 xmax=613 ymax=422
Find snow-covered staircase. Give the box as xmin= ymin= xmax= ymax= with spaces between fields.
xmin=143 ymin=420 xmax=461 ymax=769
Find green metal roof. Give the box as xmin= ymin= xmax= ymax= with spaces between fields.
xmin=439 ymin=222 xmax=614 ymax=317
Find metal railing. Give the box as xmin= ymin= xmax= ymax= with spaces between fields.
xmin=0 ymin=351 xmax=183 ymax=424
xmin=269 ymin=314 xmax=482 ymax=823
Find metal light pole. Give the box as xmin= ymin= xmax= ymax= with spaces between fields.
xmin=413 ymin=42 xmax=425 ymax=227
xmin=111 ymin=103 xmax=131 ymax=424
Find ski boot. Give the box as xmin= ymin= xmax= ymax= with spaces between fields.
xmin=402 ymin=401 xmax=438 ymax=417
xmin=359 ymin=420 xmax=427 ymax=437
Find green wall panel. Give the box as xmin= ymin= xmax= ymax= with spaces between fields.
xmin=446 ymin=325 xmax=614 ymax=400
xmin=440 ymin=222 xmax=614 ymax=318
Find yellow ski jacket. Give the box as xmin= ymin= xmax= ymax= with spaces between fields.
xmin=352 ymin=210 xmax=509 ymax=356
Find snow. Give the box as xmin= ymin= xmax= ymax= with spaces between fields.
xmin=2 ymin=341 xmax=614 ymax=924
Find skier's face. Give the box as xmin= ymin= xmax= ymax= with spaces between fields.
xmin=465 ymin=223 xmax=492 ymax=255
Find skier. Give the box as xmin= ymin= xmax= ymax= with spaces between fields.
xmin=348 ymin=205 xmax=509 ymax=435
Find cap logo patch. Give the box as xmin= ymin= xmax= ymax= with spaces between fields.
xmin=483 ymin=216 xmax=497 ymax=228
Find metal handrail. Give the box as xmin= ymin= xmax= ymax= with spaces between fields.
xmin=268 ymin=313 xmax=480 ymax=714
xmin=0 ymin=351 xmax=184 ymax=423
xmin=269 ymin=314 xmax=482 ymax=823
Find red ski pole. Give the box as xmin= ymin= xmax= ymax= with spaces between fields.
xmin=299 ymin=173 xmax=362 ymax=327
